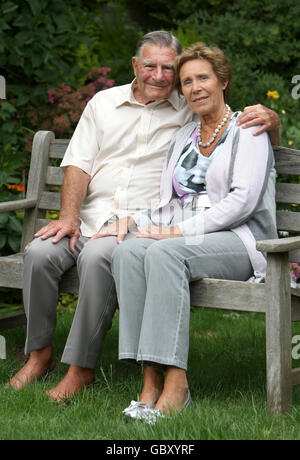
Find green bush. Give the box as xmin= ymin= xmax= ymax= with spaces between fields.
xmin=123 ymin=0 xmax=300 ymax=147
xmin=76 ymin=0 xmax=142 ymax=86
xmin=0 ymin=0 xmax=95 ymax=257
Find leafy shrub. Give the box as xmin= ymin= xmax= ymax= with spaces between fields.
xmin=29 ymin=67 xmax=115 ymax=137
xmin=76 ymin=0 xmax=142 ymax=86
xmin=0 ymin=0 xmax=96 ymax=257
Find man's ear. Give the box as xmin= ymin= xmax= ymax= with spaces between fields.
xmin=132 ymin=57 xmax=137 ymax=77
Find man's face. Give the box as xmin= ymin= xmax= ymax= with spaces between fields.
xmin=132 ymin=45 xmax=176 ymax=104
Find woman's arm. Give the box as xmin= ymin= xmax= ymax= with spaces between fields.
xmin=177 ymin=126 xmax=274 ymax=238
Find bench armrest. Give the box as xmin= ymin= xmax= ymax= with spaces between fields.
xmin=257 ymin=236 xmax=300 ymax=253
xmin=0 ymin=198 xmax=37 ymax=213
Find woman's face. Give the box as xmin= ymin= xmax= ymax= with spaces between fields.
xmin=179 ymin=59 xmax=228 ymax=117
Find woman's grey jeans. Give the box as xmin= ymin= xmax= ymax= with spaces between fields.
xmin=111 ymin=231 xmax=253 ymax=371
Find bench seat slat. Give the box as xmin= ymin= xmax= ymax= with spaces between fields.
xmin=190 ymin=278 xmax=266 ymax=312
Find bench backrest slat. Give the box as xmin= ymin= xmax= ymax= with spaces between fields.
xmin=276 ymin=211 xmax=300 ymax=233
xmin=46 ymin=166 xmax=64 ymax=186
xmin=39 ymin=191 xmax=61 ymax=211
xmin=49 ymin=139 xmax=69 ymax=158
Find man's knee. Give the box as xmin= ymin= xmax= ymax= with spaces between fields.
xmin=77 ymin=237 xmax=117 ymax=270
xmin=24 ymin=237 xmax=69 ymax=269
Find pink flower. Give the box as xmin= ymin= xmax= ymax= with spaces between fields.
xmin=105 ymin=79 xmax=115 ymax=87
xmin=100 ymin=67 xmax=111 ymax=76
xmin=289 ymin=263 xmax=300 ymax=282
xmin=47 ymin=89 xmax=55 ymax=104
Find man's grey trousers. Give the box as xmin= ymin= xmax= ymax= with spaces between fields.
xmin=111 ymin=232 xmax=253 ymax=371
xmin=23 ymin=232 xmax=133 ymax=368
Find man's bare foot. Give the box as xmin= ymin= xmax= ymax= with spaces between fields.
xmin=46 ymin=365 xmax=94 ymax=402
xmin=9 ymin=346 xmax=56 ymax=390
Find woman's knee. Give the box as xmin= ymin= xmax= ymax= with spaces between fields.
xmin=111 ymin=239 xmax=147 ymax=272
xmin=144 ymin=239 xmax=177 ymax=262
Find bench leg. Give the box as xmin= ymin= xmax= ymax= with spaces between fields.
xmin=265 ymin=252 xmax=292 ymax=414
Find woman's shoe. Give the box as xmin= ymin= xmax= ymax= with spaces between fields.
xmin=123 ymin=400 xmax=155 ymax=422
xmin=180 ymin=389 xmax=192 ymax=413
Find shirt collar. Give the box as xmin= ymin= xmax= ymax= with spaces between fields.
xmin=115 ymin=79 xmax=183 ymax=111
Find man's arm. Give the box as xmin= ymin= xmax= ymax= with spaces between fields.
xmin=34 ymin=166 xmax=90 ymax=251
xmin=237 ymin=104 xmax=280 ymax=145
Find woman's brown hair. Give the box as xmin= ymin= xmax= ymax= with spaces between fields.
xmin=175 ymin=42 xmax=232 ymax=103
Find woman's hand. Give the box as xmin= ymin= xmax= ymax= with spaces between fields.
xmin=135 ymin=225 xmax=183 ymax=240
xmin=87 ymin=216 xmax=133 ymax=244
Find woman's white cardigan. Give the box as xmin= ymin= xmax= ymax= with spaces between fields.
xmin=133 ymin=119 xmax=277 ymax=274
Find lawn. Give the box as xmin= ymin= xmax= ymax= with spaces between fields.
xmin=1 ymin=306 xmax=300 ymax=440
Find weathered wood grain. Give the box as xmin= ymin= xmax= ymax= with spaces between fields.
xmin=257 ymin=236 xmax=300 ymax=253
xmin=265 ymin=252 xmax=292 ymax=414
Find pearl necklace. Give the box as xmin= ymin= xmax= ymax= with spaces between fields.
xmin=197 ymin=104 xmax=231 ymax=148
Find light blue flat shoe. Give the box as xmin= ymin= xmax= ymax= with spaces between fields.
xmin=180 ymin=389 xmax=192 ymax=412
xmin=123 ymin=400 xmax=156 ymax=422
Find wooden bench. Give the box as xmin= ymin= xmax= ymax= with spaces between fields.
xmin=1 ymin=130 xmax=300 ymax=414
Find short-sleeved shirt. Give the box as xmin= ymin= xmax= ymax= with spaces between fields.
xmin=61 ymin=81 xmax=193 ymax=236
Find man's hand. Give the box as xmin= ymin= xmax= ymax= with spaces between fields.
xmin=134 ymin=224 xmax=182 ymax=240
xmin=34 ymin=218 xmax=80 ymax=253
xmin=237 ymin=104 xmax=280 ymax=145
xmin=87 ymin=216 xmax=133 ymax=245
xmin=35 ymin=165 xmax=90 ymax=252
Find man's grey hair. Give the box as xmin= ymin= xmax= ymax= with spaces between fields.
xmin=135 ymin=30 xmax=182 ymax=59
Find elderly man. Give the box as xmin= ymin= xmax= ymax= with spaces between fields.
xmin=9 ymin=31 xmax=280 ymax=399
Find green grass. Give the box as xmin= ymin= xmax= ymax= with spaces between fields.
xmin=1 ymin=307 xmax=300 ymax=440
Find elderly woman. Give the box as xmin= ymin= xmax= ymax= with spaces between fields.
xmin=110 ymin=42 xmax=277 ymax=422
